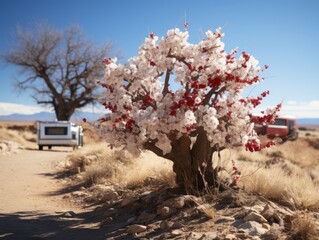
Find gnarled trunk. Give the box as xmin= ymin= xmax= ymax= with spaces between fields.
xmin=168 ymin=129 xmax=218 ymax=194
xmin=144 ymin=129 xmax=221 ymax=194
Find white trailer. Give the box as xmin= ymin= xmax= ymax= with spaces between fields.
xmin=37 ymin=121 xmax=83 ymax=150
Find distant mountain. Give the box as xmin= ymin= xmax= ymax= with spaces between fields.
xmin=0 ymin=111 xmax=103 ymax=122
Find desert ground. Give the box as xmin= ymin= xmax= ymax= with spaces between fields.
xmin=1 ymin=122 xmax=319 ymax=240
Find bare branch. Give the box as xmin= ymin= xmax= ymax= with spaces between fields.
xmin=1 ymin=23 xmax=116 ymax=120
xmin=162 ymin=69 xmax=171 ymax=96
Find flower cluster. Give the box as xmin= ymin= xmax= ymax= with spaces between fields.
xmin=98 ymin=27 xmax=280 ymax=156
xmin=231 ymin=159 xmax=240 ymax=186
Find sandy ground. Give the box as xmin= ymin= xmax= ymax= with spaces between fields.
xmin=0 ymin=149 xmax=105 ymax=240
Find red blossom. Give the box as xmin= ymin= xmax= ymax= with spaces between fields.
xmin=125 ymin=119 xmax=136 ymax=131
xmin=103 ymin=58 xmax=111 ymax=64
xmin=208 ymin=77 xmax=221 ymax=88
xmin=150 ymin=32 xmax=154 ymax=39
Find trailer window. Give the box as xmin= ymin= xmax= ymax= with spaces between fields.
xmin=45 ymin=127 xmax=68 ymax=135
xmin=273 ymin=118 xmax=287 ymax=126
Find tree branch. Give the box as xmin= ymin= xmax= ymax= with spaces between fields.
xmin=162 ymin=69 xmax=171 ymax=96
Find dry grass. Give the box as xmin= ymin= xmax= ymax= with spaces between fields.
xmin=239 ymin=162 xmax=319 ymax=210
xmin=288 ymin=212 xmax=319 ymax=240
xmin=67 ymin=143 xmax=176 ymax=189
xmin=3 ymin=121 xmax=319 ymax=212
xmin=0 ymin=123 xmax=37 ymax=149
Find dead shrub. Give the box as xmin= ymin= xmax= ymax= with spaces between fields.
xmin=288 ymin=212 xmax=319 ymax=240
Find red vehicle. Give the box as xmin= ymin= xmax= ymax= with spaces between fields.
xmin=253 ymin=115 xmax=299 ymax=141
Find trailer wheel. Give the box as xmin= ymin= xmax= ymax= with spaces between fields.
xmin=38 ymin=145 xmax=43 ymax=150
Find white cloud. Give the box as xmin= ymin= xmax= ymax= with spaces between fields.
xmin=0 ymin=102 xmax=52 ymax=115
xmin=0 ymin=102 xmax=108 ymax=116
xmin=279 ymin=100 xmax=319 ymax=118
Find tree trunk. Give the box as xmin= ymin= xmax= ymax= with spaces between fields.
xmin=169 ymin=130 xmax=218 ymax=194
xmin=55 ymin=105 xmax=74 ymax=121
xmin=51 ymin=98 xmax=75 ymax=121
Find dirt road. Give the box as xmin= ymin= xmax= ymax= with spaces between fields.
xmin=0 ymin=149 xmax=105 ymax=240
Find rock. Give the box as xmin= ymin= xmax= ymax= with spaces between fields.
xmin=225 ymin=233 xmax=236 ymax=240
xmin=165 ymin=196 xmax=186 ymax=209
xmin=147 ymin=221 xmax=160 ymax=231
xmin=121 ymin=197 xmax=136 ymax=206
xmin=157 ymin=206 xmax=171 ymax=216
xmin=127 ymin=217 xmax=136 ymax=224
xmin=215 ymin=216 xmax=235 ymax=224
xmin=171 ymin=229 xmax=183 ymax=236
xmin=126 ymin=224 xmax=147 ymax=234
xmin=251 ymin=236 xmax=262 ymax=240
xmin=262 ymin=223 xmax=271 ymax=230
xmin=238 ymin=221 xmax=268 ymax=236
xmin=92 ymin=185 xmax=119 ymax=201
xmin=60 ymin=211 xmax=76 ymax=218
xmin=235 ymin=232 xmax=249 ymax=239
xmin=260 ymin=228 xmax=282 ymax=240
xmin=199 ymin=232 xmax=218 ymax=240
xmin=261 ymin=204 xmax=275 ymax=221
xmin=261 ymin=203 xmax=287 ymax=226
xmin=251 ymin=205 xmax=265 ymax=212
xmin=164 ymin=195 xmax=199 ymax=209
xmin=160 ymin=220 xmax=173 ymax=229
xmin=243 ymin=212 xmax=268 ymax=224
xmin=186 ymin=232 xmax=204 ymax=239
xmin=136 ymin=211 xmax=156 ymax=223
xmin=268 ymin=201 xmax=293 ymax=216
xmin=71 ymin=191 xmax=89 ymax=197
xmin=0 ymin=140 xmax=22 ymax=155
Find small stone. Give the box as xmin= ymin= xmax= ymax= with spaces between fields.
xmin=261 ymin=204 xmax=275 ymax=221
xmin=160 ymin=220 xmax=173 ymax=229
xmin=147 ymin=221 xmax=160 ymax=230
xmin=238 ymin=221 xmax=268 ymax=236
xmin=60 ymin=211 xmax=76 ymax=218
xmin=215 ymin=216 xmax=235 ymax=224
xmin=225 ymin=233 xmax=236 ymax=240
xmin=121 ymin=197 xmax=136 ymax=206
xmin=169 ymin=197 xmax=186 ymax=209
xmin=262 ymin=223 xmax=271 ymax=230
xmin=236 ymin=232 xmax=248 ymax=239
xmin=251 ymin=205 xmax=265 ymax=212
xmin=157 ymin=206 xmax=171 ymax=216
xmin=243 ymin=212 xmax=268 ymax=224
xmin=251 ymin=236 xmax=262 ymax=240
xmin=127 ymin=217 xmax=136 ymax=224
xmin=71 ymin=191 xmax=88 ymax=197
xmin=171 ymin=229 xmax=183 ymax=236
xmin=126 ymin=224 xmax=147 ymax=234
xmin=199 ymin=232 xmax=218 ymax=240
xmin=186 ymin=232 xmax=203 ymax=239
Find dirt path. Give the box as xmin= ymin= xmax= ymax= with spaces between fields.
xmin=0 ymin=149 xmax=105 ymax=240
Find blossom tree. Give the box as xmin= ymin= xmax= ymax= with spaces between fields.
xmin=97 ymin=26 xmax=281 ymax=193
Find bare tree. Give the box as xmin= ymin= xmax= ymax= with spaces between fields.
xmin=2 ymin=24 xmax=114 ymax=120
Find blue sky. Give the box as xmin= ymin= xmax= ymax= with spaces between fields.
xmin=0 ymin=0 xmax=318 ymax=117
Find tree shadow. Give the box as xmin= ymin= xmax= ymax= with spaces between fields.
xmin=0 ymin=211 xmax=106 ymax=240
